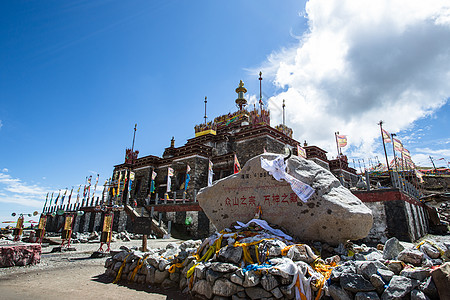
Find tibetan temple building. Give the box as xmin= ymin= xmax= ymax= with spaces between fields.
xmin=110 ymin=80 xmax=357 ymax=206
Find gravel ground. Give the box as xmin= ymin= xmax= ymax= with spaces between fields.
xmin=0 ymin=237 xmax=190 ymax=300
xmin=1 ymin=233 xmax=449 ymax=300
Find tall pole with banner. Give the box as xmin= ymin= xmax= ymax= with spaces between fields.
xmin=334 ymin=132 xmax=344 ymax=185
xmin=378 ymin=121 xmax=391 ymax=173
xmin=98 ymin=210 xmax=114 ymax=252
xmin=125 ymin=124 xmax=137 ymax=206
xmin=60 ymin=213 xmax=75 ymax=248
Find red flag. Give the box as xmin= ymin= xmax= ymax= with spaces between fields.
xmin=234 ymin=154 xmax=241 ymax=174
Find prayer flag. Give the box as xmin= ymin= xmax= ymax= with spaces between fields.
xmin=337 ymin=135 xmax=347 ymax=148
xmin=415 ymin=169 xmax=424 ymax=183
xmin=54 ymin=190 xmax=60 ymax=205
xmin=186 ymin=165 xmax=191 ymax=173
xmin=76 ymin=185 xmax=81 ymax=204
xmin=67 ymin=187 xmax=73 ymax=204
xmin=185 ymin=173 xmax=190 ymax=190
xmin=167 ymin=167 xmax=174 ymax=192
xmin=393 ymin=138 xmax=403 ymax=152
xmin=382 ymin=129 xmax=391 ymax=143
xmin=260 ymin=155 xmax=315 ymax=202
xmin=150 ymin=180 xmax=155 ymax=193
xmin=234 ymin=154 xmax=241 ymax=174
xmin=208 ymin=160 xmax=214 ymax=186
xmin=61 ymin=189 xmax=67 ymax=205
xmin=150 ymin=170 xmax=157 ymax=193
xmin=43 ymin=192 xmax=49 ymax=210
xmin=297 ymin=145 xmax=307 ymax=159
xmin=166 ymin=175 xmax=172 ymax=193
xmin=402 ymin=148 xmax=411 ymax=158
xmin=117 ymin=172 xmax=122 ymax=196
xmin=92 ymin=174 xmax=99 ymax=199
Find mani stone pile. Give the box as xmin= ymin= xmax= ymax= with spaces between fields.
xmin=103 ymin=218 xmax=450 ymax=299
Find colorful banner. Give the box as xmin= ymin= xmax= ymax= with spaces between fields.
xmin=337 ymin=135 xmax=348 ymax=148
xmin=166 ymin=176 xmax=171 ymax=193
xmin=43 ymin=192 xmax=49 ymax=211
xmin=208 ymin=160 xmax=214 ymax=186
xmin=234 ymin=154 xmax=241 ymax=174
xmin=150 ymin=170 xmax=157 ymax=193
xmin=382 ymin=129 xmax=391 ymax=143
xmin=76 ymin=185 xmax=81 ymax=204
xmin=402 ymin=148 xmax=411 ymax=158
xmin=67 ymin=187 xmax=73 ymax=204
xmin=297 ymin=145 xmax=307 ymax=159
xmin=166 ymin=167 xmax=174 ymax=193
xmin=117 ymin=172 xmax=122 ymax=197
xmin=415 ymin=169 xmax=424 ymax=183
xmin=61 ymin=189 xmax=67 ymax=206
xmin=393 ymin=138 xmax=403 ymax=152
xmin=185 ymin=173 xmax=190 ymax=190
xmin=54 ymin=190 xmax=61 ymax=205
xmin=92 ymin=174 xmax=99 ymax=200
xmin=64 ymin=215 xmax=73 ymax=231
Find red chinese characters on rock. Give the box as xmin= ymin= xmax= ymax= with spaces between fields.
xmin=225 ymin=193 xmax=298 ymax=207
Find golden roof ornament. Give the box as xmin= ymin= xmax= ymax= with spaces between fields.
xmin=235 ymin=80 xmax=248 ymax=110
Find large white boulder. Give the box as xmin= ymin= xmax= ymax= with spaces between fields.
xmin=197 ymin=153 xmax=373 ymax=244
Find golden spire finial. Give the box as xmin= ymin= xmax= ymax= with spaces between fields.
xmin=235 ymin=80 xmax=248 ymax=110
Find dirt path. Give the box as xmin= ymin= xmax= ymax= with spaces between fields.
xmin=0 ymin=239 xmax=188 ymax=300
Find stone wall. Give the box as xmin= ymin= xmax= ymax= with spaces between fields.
xmin=354 ymin=189 xmax=429 ymax=243
xmin=45 ymin=209 xmax=131 ymax=234
xmin=423 ymin=175 xmax=450 ymax=193
xmin=159 ymin=210 xmax=215 ymax=239
xmin=362 ymin=201 xmax=388 ymax=244
xmin=236 ymin=135 xmax=285 ymax=166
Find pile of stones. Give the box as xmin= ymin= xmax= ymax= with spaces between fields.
xmin=69 ymin=231 xmax=154 ymax=244
xmin=438 ymin=202 xmax=450 ymax=224
xmin=103 ymin=219 xmax=450 ymax=299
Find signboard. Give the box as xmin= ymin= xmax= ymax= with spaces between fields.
xmin=133 ymin=217 xmax=152 ymax=234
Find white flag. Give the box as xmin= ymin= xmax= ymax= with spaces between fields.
xmin=166 ymin=176 xmax=172 ymax=193
xmin=260 ymin=155 xmax=314 ymax=202
xmin=208 ymin=160 xmax=214 ymax=186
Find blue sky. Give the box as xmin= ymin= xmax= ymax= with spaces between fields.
xmin=1 ymin=0 xmax=449 ymax=223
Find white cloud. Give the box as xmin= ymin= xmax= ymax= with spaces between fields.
xmin=262 ymin=0 xmax=450 ymax=160
xmin=0 ymin=120 xmax=2 ymax=129
xmin=2 ymin=168 xmax=8 ymax=172
xmin=0 ymin=172 xmax=48 ymax=208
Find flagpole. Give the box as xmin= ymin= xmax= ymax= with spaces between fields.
xmin=378 ymin=121 xmax=391 ymax=174
xmin=391 ymin=133 xmax=398 ymax=171
xmin=126 ymin=124 xmax=137 ymax=206
xmin=334 ymin=132 xmax=344 ymax=184
xmin=42 ymin=192 xmax=49 ymax=213
xmin=259 ymin=71 xmax=263 ymax=112
xmin=429 ymin=156 xmax=437 ymax=172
